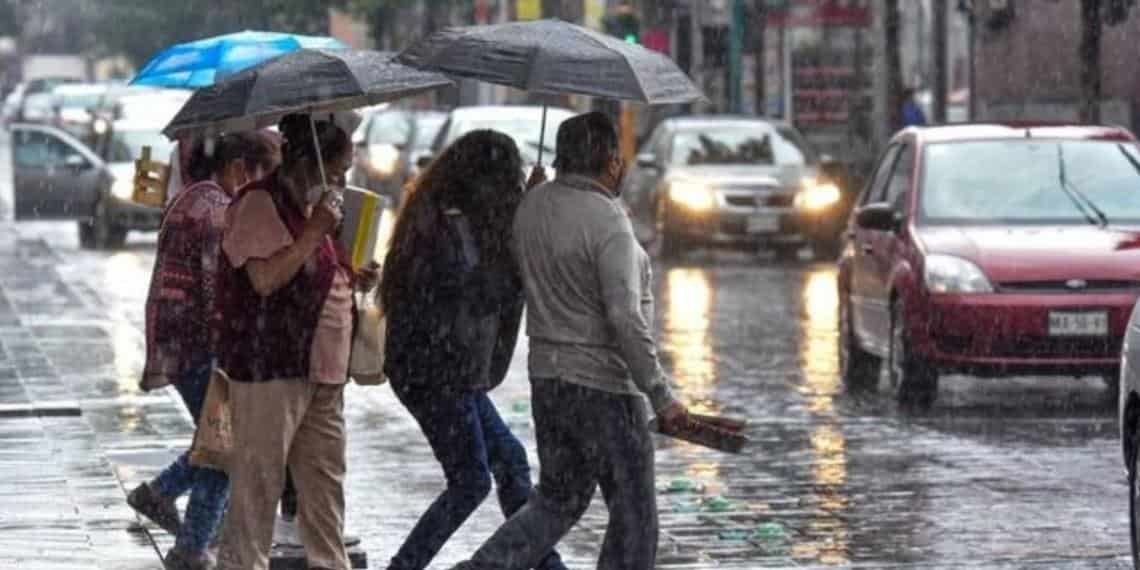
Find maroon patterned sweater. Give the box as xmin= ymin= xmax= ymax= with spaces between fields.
xmin=141 ymin=180 xmax=230 ymax=391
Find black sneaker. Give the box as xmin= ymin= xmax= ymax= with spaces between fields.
xmin=164 ymin=547 xmax=216 ymax=570
xmin=127 ymin=482 xmax=182 ymax=536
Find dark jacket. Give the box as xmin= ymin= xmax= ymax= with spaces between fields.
xmin=385 ymin=209 xmax=523 ymax=393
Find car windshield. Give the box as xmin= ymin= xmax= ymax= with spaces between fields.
xmin=57 ymin=92 xmax=107 ymax=110
xmin=106 ymin=128 xmax=173 ymax=163
xmin=920 ymin=140 xmax=1140 ymax=225
xmin=367 ymin=111 xmax=411 ymax=145
xmin=447 ymin=113 xmax=572 ymax=164
xmin=670 ymin=126 xmax=816 ymax=166
xmin=410 ymin=115 xmax=446 ymax=150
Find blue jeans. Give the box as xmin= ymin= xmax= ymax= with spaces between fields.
xmin=152 ymin=359 xmax=229 ymax=553
xmin=388 ymin=388 xmax=565 ymax=570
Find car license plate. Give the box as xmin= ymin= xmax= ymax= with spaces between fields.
xmin=747 ymin=214 xmax=780 ymax=234
xmin=1048 ymin=311 xmax=1108 ymax=336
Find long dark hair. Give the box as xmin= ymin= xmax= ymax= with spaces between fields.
xmin=380 ymin=129 xmax=523 ymax=310
xmin=277 ymin=113 xmax=351 ymax=170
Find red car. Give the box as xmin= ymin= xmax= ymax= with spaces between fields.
xmin=838 ymin=123 xmax=1140 ymax=410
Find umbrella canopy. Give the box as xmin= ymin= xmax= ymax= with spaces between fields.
xmin=397 ymin=19 xmax=703 ymax=105
xmin=163 ymin=49 xmax=452 ymax=138
xmin=131 ymin=30 xmax=347 ymax=89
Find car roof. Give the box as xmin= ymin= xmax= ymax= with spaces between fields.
xmin=447 ymin=105 xmax=576 ymax=120
xmin=662 ymin=115 xmax=792 ymax=130
xmin=52 ymin=83 xmax=111 ymax=95
xmin=902 ymin=123 xmax=1137 ymax=144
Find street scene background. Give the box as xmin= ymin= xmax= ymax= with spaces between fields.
xmin=4 ymin=0 xmax=1140 ymax=568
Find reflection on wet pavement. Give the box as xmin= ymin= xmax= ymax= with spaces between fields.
xmin=664 ymin=267 xmax=717 ymax=413
xmin=0 ymin=225 xmax=1133 ymax=568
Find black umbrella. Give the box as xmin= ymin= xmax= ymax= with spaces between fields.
xmin=397 ymin=18 xmax=703 ymax=164
xmin=164 ymin=48 xmax=452 ymax=188
xmin=164 ymin=49 xmax=452 ymax=138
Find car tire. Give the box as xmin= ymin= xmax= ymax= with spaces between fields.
xmin=77 ymin=221 xmax=97 ymax=249
xmin=839 ymin=295 xmax=881 ymax=390
xmin=1130 ymin=421 xmax=1140 ymax=569
xmin=890 ymin=299 xmax=939 ymax=411
xmin=773 ymin=243 xmax=802 ymax=262
xmin=79 ymin=199 xmax=127 ymax=250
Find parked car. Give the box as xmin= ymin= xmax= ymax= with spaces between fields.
xmin=49 ymin=83 xmax=121 ymax=139
xmin=112 ymin=88 xmax=191 ymax=124
xmin=426 ymin=105 xmax=576 ymax=177
xmin=621 ymin=116 xmax=847 ymax=259
xmin=1121 ymin=297 xmax=1140 ymax=567
xmin=9 ymin=120 xmax=164 ymax=249
xmin=10 ymin=123 xmax=105 ymax=221
xmin=348 ymin=107 xmax=446 ymax=206
xmin=18 ymin=92 xmax=56 ymax=124
xmin=839 ymin=123 xmax=1140 ymax=411
xmin=2 ymin=77 xmax=79 ymax=125
xmin=85 ymin=118 xmax=172 ymax=247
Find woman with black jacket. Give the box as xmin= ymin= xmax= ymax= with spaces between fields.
xmin=379 ymin=130 xmax=565 ymax=570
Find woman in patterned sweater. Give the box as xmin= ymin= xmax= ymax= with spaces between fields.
xmin=129 ymin=131 xmax=280 ymax=570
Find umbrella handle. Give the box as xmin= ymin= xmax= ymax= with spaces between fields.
xmin=309 ymin=114 xmax=329 ymax=191
xmin=537 ymin=103 xmax=548 ymax=167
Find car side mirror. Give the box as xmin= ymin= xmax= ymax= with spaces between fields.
xmin=416 ymin=154 xmax=433 ymax=170
xmin=855 ymin=202 xmax=901 ymax=232
xmin=636 ymin=153 xmax=658 ymax=169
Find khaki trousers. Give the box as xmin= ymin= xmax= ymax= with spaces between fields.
xmin=217 ymin=379 xmax=349 ymax=570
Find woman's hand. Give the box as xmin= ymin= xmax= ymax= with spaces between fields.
xmin=303 ymin=190 xmax=343 ymax=240
xmin=355 ymin=261 xmax=381 ymax=292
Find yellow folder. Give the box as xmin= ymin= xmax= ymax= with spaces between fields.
xmin=338 ymin=185 xmax=389 ymax=270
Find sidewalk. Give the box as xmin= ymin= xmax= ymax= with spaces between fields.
xmin=0 ymin=223 xmax=776 ymax=569
xmin=0 ymin=224 xmax=162 ymax=569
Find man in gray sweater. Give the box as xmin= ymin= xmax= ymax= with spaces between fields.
xmin=454 ymin=112 xmax=689 ymax=569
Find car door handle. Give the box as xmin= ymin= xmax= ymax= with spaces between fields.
xmin=861 ymin=243 xmax=874 ymax=255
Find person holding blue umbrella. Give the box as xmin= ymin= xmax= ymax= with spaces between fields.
xmin=126 ymin=33 xmax=349 ymax=570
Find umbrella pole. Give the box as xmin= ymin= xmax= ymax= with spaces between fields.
xmin=537 ymin=103 xmax=548 ymax=167
xmin=309 ymin=114 xmax=329 ymax=189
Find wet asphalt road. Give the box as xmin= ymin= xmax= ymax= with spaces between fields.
xmin=2 ymin=222 xmax=1133 ymax=569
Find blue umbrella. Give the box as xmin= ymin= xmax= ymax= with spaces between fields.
xmin=130 ymin=30 xmax=348 ymax=89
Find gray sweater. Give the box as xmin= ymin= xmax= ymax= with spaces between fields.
xmin=513 ymin=174 xmax=676 ymax=412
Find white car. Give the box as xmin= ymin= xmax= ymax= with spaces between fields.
xmin=1120 ymin=300 xmax=1140 ymax=566
xmin=427 ymin=105 xmax=576 ymax=177
xmin=50 ymin=83 xmax=120 ymax=137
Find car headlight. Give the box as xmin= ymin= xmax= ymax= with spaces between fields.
xmin=368 ymin=144 xmax=400 ymax=177
xmin=111 ymin=176 xmax=134 ymax=200
xmin=795 ymin=178 xmax=841 ymax=211
xmin=924 ymin=254 xmax=993 ymax=294
xmin=668 ymin=180 xmax=715 ymax=211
